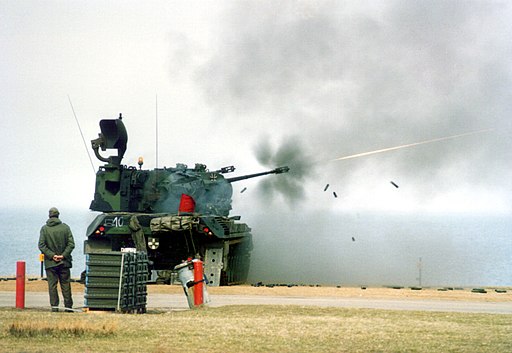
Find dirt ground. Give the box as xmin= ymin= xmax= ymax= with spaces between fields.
xmin=1 ymin=278 xmax=510 ymax=302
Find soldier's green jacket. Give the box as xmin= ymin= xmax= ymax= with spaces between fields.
xmin=38 ymin=217 xmax=75 ymax=269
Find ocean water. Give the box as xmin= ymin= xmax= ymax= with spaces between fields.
xmin=247 ymin=210 xmax=512 ymax=287
xmin=1 ymin=207 xmax=510 ymax=287
xmin=0 ymin=208 xmax=98 ymax=278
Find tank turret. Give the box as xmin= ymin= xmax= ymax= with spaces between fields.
xmin=90 ymin=116 xmax=288 ymax=216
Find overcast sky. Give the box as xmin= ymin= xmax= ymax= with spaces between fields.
xmin=1 ymin=0 xmax=511 ymax=215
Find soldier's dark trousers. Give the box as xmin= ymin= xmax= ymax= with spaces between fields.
xmin=46 ymin=266 xmax=73 ymax=309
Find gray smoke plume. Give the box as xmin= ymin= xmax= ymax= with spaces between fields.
xmin=170 ymin=1 xmax=512 ymax=285
xmin=192 ymin=1 xmax=512 ymax=202
xmin=254 ymin=136 xmax=316 ymax=204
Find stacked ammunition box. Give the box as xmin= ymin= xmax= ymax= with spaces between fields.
xmin=84 ymin=251 xmax=148 ymax=313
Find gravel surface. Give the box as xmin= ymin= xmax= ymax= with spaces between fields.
xmin=1 ymin=278 xmax=510 ymax=302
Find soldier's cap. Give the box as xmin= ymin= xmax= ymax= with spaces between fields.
xmin=49 ymin=207 xmax=60 ymax=217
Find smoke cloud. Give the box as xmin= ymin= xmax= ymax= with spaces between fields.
xmin=193 ymin=1 xmax=512 ymax=203
xmin=254 ymin=136 xmax=316 ymax=204
xmin=170 ymin=1 xmax=512 ymax=285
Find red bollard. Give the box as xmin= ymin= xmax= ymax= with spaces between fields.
xmin=16 ymin=261 xmax=25 ymax=309
xmin=192 ymin=259 xmax=203 ymax=306
xmin=39 ymin=253 xmax=44 ymax=278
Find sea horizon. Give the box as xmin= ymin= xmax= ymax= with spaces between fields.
xmin=1 ymin=207 xmax=510 ymax=287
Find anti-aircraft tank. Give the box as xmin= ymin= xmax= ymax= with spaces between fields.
xmin=84 ymin=115 xmax=289 ymax=286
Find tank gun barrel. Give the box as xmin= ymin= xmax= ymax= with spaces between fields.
xmin=226 ymin=166 xmax=289 ymax=183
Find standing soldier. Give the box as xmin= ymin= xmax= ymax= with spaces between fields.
xmin=38 ymin=207 xmax=75 ymax=312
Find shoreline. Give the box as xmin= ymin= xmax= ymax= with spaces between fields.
xmin=1 ymin=278 xmax=510 ymax=303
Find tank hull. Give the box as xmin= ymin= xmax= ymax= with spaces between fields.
xmin=84 ymin=212 xmax=252 ymax=286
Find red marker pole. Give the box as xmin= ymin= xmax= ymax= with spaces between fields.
xmin=192 ymin=259 xmax=203 ymax=306
xmin=16 ymin=261 xmax=25 ymax=309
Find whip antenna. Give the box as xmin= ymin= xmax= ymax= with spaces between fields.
xmin=68 ymin=95 xmax=96 ymax=174
xmin=156 ymin=94 xmax=159 ymax=169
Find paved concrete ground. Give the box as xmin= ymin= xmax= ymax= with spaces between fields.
xmin=2 ymin=291 xmax=511 ymax=314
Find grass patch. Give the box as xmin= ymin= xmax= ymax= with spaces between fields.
xmin=8 ymin=317 xmax=117 ymax=338
xmin=0 ymin=306 xmax=510 ymax=352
